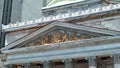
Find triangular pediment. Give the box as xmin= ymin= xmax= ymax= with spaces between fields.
xmin=1 ymin=21 xmax=120 ymax=51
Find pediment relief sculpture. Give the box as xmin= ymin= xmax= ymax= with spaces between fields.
xmin=2 ymin=22 xmax=119 ymax=51
xmin=22 ymin=29 xmax=99 ymax=47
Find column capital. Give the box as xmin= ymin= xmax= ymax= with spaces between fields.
xmin=62 ymin=58 xmax=72 ymax=62
xmin=42 ymin=60 xmax=50 ymax=63
xmin=88 ymin=56 xmax=96 ymax=66
xmin=113 ymin=54 xmax=120 ymax=64
xmin=63 ymin=58 xmax=73 ymax=68
xmin=42 ymin=61 xmax=51 ymax=68
xmin=23 ymin=63 xmax=31 ymax=68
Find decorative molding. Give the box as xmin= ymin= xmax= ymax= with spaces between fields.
xmin=2 ymin=36 xmax=120 ymax=54
xmin=2 ymin=3 xmax=120 ymax=30
xmin=2 ymin=22 xmax=120 ymax=51
xmin=4 ymin=43 xmax=120 ymax=64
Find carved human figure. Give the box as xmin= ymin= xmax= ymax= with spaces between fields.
xmin=62 ymin=31 xmax=68 ymax=42
xmin=52 ymin=31 xmax=62 ymax=43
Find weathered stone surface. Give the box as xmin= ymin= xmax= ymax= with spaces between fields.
xmin=2 ymin=22 xmax=120 ymax=51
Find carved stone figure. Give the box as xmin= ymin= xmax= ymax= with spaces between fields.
xmin=24 ymin=30 xmax=97 ymax=47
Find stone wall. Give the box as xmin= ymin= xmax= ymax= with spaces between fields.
xmin=21 ymin=0 xmax=45 ymax=22
xmin=10 ymin=0 xmax=23 ymax=23
xmin=5 ymin=29 xmax=37 ymax=46
xmin=0 ymin=0 xmax=46 ymax=24
xmin=102 ymin=20 xmax=120 ymax=31
xmin=77 ymin=17 xmax=120 ymax=31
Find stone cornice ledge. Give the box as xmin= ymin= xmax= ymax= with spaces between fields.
xmin=2 ymin=36 xmax=120 ymax=54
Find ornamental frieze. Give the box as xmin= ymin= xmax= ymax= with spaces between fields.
xmin=22 ymin=29 xmax=98 ymax=47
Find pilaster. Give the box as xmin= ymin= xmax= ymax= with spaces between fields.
xmin=113 ymin=54 xmax=120 ymax=68
xmin=23 ymin=63 xmax=31 ymax=68
xmin=88 ymin=56 xmax=96 ymax=68
xmin=64 ymin=59 xmax=73 ymax=68
xmin=42 ymin=61 xmax=51 ymax=68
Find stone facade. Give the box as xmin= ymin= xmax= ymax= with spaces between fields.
xmin=0 ymin=0 xmax=46 ymax=24
xmin=1 ymin=0 xmax=120 ymax=68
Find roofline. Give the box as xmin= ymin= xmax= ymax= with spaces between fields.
xmin=42 ymin=0 xmax=101 ymax=12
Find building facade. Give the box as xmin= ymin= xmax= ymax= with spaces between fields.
xmin=0 ymin=0 xmax=120 ymax=68
xmin=0 ymin=0 xmax=47 ymax=24
xmin=0 ymin=0 xmax=47 ymax=48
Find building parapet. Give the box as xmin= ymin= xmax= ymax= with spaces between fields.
xmin=2 ymin=4 xmax=120 ymax=31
